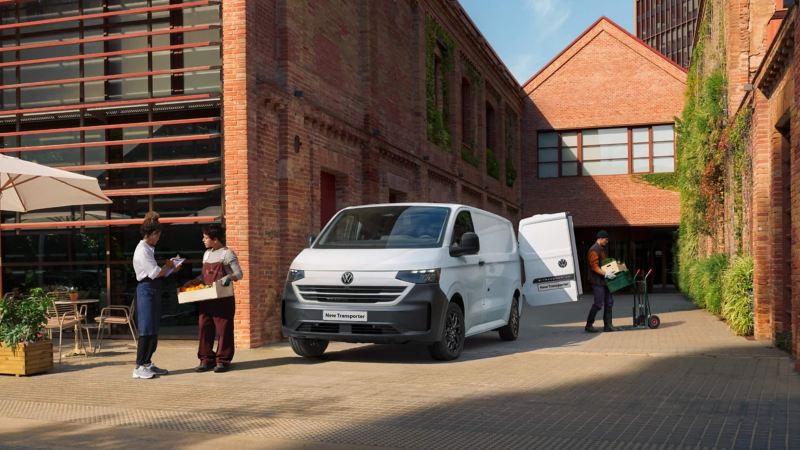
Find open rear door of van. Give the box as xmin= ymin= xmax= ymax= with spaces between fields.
xmin=518 ymin=213 xmax=583 ymax=306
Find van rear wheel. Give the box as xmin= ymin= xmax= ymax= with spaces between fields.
xmin=498 ymin=297 xmax=520 ymax=341
xmin=429 ymin=302 xmax=465 ymax=361
xmin=290 ymin=337 xmax=329 ymax=357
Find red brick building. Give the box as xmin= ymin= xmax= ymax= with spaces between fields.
xmin=221 ymin=0 xmax=524 ymax=347
xmin=521 ymin=17 xmax=687 ymax=292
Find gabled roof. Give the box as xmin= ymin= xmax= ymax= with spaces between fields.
xmin=522 ymin=16 xmax=688 ymax=90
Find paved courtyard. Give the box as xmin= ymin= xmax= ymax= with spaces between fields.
xmin=1 ymin=294 xmax=799 ymax=449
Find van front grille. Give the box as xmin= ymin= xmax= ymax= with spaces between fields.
xmin=351 ymin=324 xmax=399 ymax=335
xmin=297 ymin=285 xmax=406 ymax=303
xmin=297 ymin=322 xmax=340 ymax=334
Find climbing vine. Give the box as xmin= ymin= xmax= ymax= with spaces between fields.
xmin=425 ymin=14 xmax=456 ymax=151
xmin=505 ymin=113 xmax=517 ymax=187
xmin=675 ymin=0 xmax=755 ymax=335
xmin=486 ymin=149 xmax=499 ymax=179
xmin=461 ymin=140 xmax=479 ymax=167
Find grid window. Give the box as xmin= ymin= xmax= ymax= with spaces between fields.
xmin=537 ymin=124 xmax=675 ymax=178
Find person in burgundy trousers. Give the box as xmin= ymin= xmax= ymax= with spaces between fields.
xmin=183 ymin=224 xmax=242 ymax=373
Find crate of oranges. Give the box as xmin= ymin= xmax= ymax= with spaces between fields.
xmin=177 ymin=280 xmax=234 ymax=304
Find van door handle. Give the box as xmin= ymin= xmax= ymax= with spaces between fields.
xmin=479 ymin=260 xmax=485 ymax=266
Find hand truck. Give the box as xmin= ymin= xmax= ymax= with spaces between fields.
xmin=625 ymin=269 xmax=661 ymax=330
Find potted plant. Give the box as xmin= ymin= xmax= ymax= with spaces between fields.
xmin=0 ymin=288 xmax=54 ymax=377
xmin=68 ymin=287 xmax=79 ymax=302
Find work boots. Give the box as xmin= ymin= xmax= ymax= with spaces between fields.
xmin=603 ymin=307 xmax=622 ymax=332
xmin=585 ymin=305 xmax=601 ymax=333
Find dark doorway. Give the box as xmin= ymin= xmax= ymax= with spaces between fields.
xmin=320 ymin=172 xmax=337 ymax=231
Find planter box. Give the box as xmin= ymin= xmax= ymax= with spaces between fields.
xmin=178 ymin=280 xmax=234 ymax=304
xmin=0 ymin=340 xmax=54 ymax=377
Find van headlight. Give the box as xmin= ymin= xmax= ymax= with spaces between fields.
xmin=287 ymin=269 xmax=305 ymax=283
xmin=395 ymin=269 xmax=440 ymax=284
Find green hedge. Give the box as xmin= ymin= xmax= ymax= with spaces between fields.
xmin=721 ymin=256 xmax=754 ymax=336
xmin=679 ymin=254 xmax=754 ymax=335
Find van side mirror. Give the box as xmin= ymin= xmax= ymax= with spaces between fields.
xmin=307 ymin=235 xmax=316 ymax=248
xmin=449 ymin=232 xmax=480 ymax=257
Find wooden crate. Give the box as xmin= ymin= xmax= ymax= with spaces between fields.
xmin=0 ymin=340 xmax=54 ymax=377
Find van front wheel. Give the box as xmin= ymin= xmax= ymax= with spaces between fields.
xmin=498 ymin=298 xmax=520 ymax=341
xmin=290 ymin=337 xmax=329 ymax=357
xmin=429 ymin=302 xmax=465 ymax=361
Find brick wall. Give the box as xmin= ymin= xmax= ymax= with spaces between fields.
xmin=221 ymin=0 xmax=524 ymax=348
xmin=521 ymin=18 xmax=685 ymax=228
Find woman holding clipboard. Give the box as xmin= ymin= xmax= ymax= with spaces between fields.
xmin=131 ymin=212 xmax=181 ymax=379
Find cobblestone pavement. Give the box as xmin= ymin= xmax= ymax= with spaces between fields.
xmin=1 ymin=294 xmax=799 ymax=449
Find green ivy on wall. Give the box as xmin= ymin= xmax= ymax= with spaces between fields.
xmin=462 ymin=60 xmax=483 ymax=89
xmin=462 ymin=140 xmax=479 ymax=167
xmin=674 ymin=0 xmax=755 ymax=336
xmin=426 ymin=14 xmax=456 ymax=151
xmin=505 ymin=114 xmax=517 ymax=187
xmin=632 ymin=173 xmax=679 ymax=191
xmin=486 ymin=149 xmax=499 ymax=179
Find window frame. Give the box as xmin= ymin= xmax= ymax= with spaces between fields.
xmin=537 ymin=123 xmax=676 ymax=178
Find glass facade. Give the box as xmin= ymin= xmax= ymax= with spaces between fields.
xmin=538 ymin=124 xmax=675 ymax=178
xmin=0 ymin=1 xmax=223 ymax=337
xmin=635 ymin=0 xmax=700 ymax=69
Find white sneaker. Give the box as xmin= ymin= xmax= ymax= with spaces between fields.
xmin=132 ymin=365 xmax=155 ymax=379
xmin=147 ymin=363 xmax=168 ymax=375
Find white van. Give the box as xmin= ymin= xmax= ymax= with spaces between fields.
xmin=281 ymin=203 xmax=523 ymax=361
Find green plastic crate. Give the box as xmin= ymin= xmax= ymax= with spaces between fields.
xmin=606 ymin=271 xmax=633 ymax=293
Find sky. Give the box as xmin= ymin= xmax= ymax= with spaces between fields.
xmin=459 ymin=0 xmax=635 ymax=85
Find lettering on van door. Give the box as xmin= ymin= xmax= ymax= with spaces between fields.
xmin=538 ymin=281 xmax=571 ymax=291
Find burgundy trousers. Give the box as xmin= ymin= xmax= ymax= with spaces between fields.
xmin=198 ymin=296 xmax=235 ymax=365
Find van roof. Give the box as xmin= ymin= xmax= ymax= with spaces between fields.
xmin=342 ymin=203 xmax=511 ymax=223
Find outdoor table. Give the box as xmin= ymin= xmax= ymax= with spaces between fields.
xmin=54 ymin=299 xmax=99 ymax=356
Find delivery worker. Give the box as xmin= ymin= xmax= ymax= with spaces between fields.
xmin=183 ymin=224 xmax=242 ymax=373
xmin=585 ymin=230 xmax=621 ymax=333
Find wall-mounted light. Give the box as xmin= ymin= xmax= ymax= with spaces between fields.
xmin=294 ymin=135 xmax=302 ymax=153
xmin=744 ymin=84 xmax=754 ymax=92
xmin=293 ymin=90 xmax=305 ymax=98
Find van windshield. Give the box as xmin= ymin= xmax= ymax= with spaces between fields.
xmin=315 ymin=206 xmax=451 ymax=249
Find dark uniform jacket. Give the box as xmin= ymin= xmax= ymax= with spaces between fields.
xmin=587 ymin=242 xmax=607 ymax=287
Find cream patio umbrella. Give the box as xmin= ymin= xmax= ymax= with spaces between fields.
xmin=0 ymin=154 xmax=111 ymax=212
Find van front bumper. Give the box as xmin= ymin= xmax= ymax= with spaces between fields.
xmin=281 ymin=282 xmax=449 ymax=344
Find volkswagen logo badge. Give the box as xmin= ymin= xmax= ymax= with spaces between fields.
xmin=558 ymin=259 xmax=568 ymax=268
xmin=341 ymin=272 xmax=354 ymax=285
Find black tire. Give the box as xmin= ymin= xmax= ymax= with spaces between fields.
xmin=289 ymin=336 xmax=329 ymax=357
xmin=498 ymin=297 xmax=520 ymax=341
xmin=648 ymin=315 xmax=661 ymax=329
xmin=429 ymin=302 xmax=466 ymax=361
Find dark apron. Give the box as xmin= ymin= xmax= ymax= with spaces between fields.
xmin=198 ymin=248 xmax=236 ymax=364
xmin=136 ymin=277 xmax=162 ymax=336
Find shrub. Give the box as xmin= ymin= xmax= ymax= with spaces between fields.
xmin=775 ymin=329 xmax=792 ymax=354
xmin=0 ymin=288 xmax=53 ymax=348
xmin=721 ymin=256 xmax=754 ymax=336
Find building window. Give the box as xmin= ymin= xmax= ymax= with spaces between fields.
xmin=485 ymin=102 xmax=495 ymax=151
xmin=461 ymin=78 xmax=471 ymax=144
xmin=537 ymin=124 xmax=675 ymax=178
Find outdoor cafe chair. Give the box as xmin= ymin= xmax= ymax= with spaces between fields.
xmin=44 ymin=299 xmax=85 ymax=363
xmin=50 ymin=290 xmax=94 ymax=350
xmin=94 ymin=294 xmax=138 ymax=354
